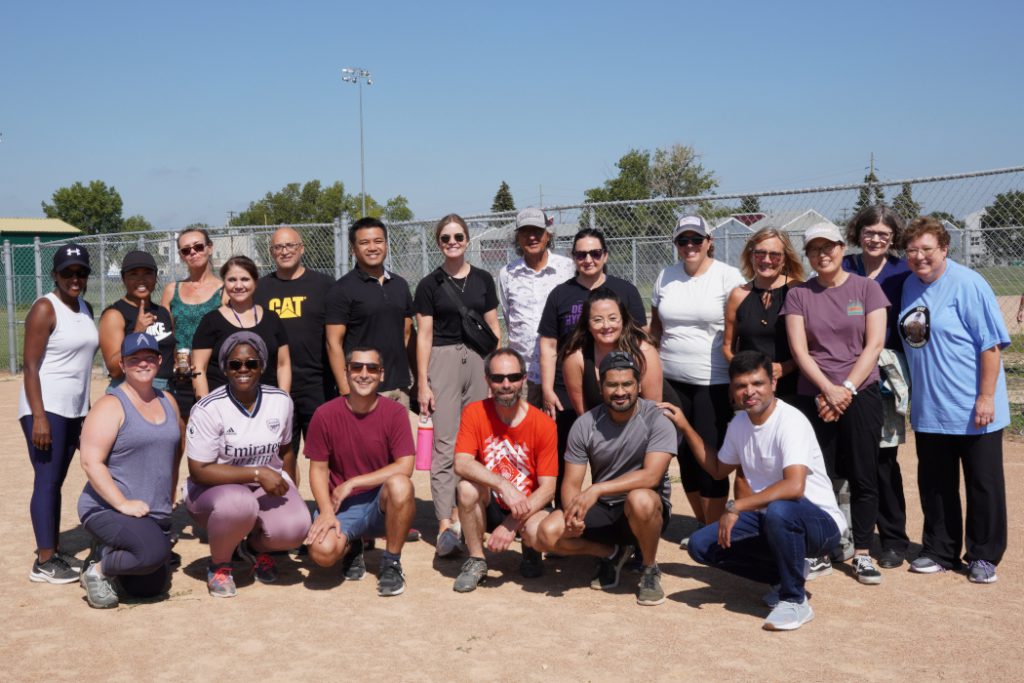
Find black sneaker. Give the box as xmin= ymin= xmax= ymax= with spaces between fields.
xmin=806 ymin=555 xmax=833 ymax=580
xmin=342 ymin=538 xmax=365 ymax=581
xmin=878 ymin=547 xmax=905 ymax=569
xmin=853 ymin=554 xmax=882 ymax=585
xmin=519 ymin=545 xmax=543 ymax=579
xmin=591 ymin=544 xmax=635 ymax=591
xmin=55 ymin=550 xmax=84 ymax=573
xmin=377 ymin=559 xmax=406 ymax=597
xmin=30 ymin=556 xmax=79 ymax=584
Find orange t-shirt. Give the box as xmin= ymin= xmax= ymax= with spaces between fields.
xmin=455 ymin=400 xmax=558 ymax=509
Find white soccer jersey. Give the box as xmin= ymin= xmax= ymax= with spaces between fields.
xmin=186 ymin=385 xmax=293 ymax=471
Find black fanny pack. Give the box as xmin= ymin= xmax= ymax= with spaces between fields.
xmin=437 ymin=271 xmax=498 ymax=357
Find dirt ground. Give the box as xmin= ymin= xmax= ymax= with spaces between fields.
xmin=1 ymin=373 xmax=1021 ymax=683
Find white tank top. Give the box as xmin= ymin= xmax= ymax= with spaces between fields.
xmin=18 ymin=292 xmax=99 ymax=418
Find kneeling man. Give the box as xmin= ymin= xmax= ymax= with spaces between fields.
xmin=536 ymin=352 xmax=676 ymax=606
xmin=452 ymin=348 xmax=557 ymax=592
xmin=667 ymin=351 xmax=844 ymax=631
xmin=304 ymin=347 xmax=416 ymax=597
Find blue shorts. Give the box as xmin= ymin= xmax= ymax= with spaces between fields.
xmin=315 ymin=487 xmax=387 ymax=540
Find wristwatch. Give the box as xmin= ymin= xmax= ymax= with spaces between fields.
xmin=842 ymin=380 xmax=858 ymax=396
xmin=725 ymin=499 xmax=737 ymax=514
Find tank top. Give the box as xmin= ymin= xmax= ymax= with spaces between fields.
xmin=77 ymin=386 xmax=179 ymax=523
xmin=103 ymin=299 xmax=177 ymax=380
xmin=170 ymin=282 xmax=222 ymax=349
xmin=734 ymin=283 xmax=797 ymax=397
xmin=580 ymin=340 xmax=677 ymax=412
xmin=18 ymin=292 xmax=99 ymax=418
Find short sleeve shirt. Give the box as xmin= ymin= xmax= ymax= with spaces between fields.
xmin=192 ymin=309 xmax=290 ymax=392
xmin=414 ymin=266 xmax=498 ymax=347
xmin=841 ymin=254 xmax=912 ymax=350
xmin=326 ymin=268 xmax=414 ymax=391
xmin=898 ymin=259 xmax=1010 ymax=434
xmin=304 ymin=396 xmax=415 ymax=492
xmin=564 ymin=398 xmax=676 ymax=505
xmin=186 ymin=385 xmax=294 ymax=474
xmin=455 ymin=400 xmax=558 ymax=509
xmin=651 ymin=260 xmax=745 ymax=385
xmin=781 ymin=274 xmax=889 ymax=396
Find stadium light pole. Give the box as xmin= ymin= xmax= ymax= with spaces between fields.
xmin=341 ymin=67 xmax=372 ymax=217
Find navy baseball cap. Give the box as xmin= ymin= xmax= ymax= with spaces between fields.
xmin=121 ymin=332 xmax=160 ymax=358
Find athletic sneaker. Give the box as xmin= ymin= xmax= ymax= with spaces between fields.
xmin=679 ymin=524 xmax=704 ymax=550
xmin=519 ymin=545 xmax=543 ymax=579
xmin=342 ymin=539 xmax=365 ymax=581
xmin=56 ymin=550 xmax=84 ymax=573
xmin=853 ymin=554 xmax=882 ymax=585
xmin=764 ymin=585 xmax=812 ymax=609
xmin=207 ymin=563 xmax=237 ymax=598
xmin=909 ymin=556 xmax=945 ymax=574
xmin=377 ymin=559 xmax=406 ymax=597
xmin=806 ymin=556 xmax=832 ymax=580
xmin=436 ymin=527 xmax=465 ymax=558
xmin=591 ymin=544 xmax=635 ymax=591
xmin=968 ymin=559 xmax=998 ymax=584
xmin=636 ymin=565 xmax=665 ymax=606
xmin=80 ymin=563 xmax=118 ymax=609
xmin=453 ymin=557 xmax=488 ymax=593
xmin=763 ymin=599 xmax=814 ymax=631
xmin=236 ymin=540 xmax=278 ymax=584
xmin=29 ymin=555 xmax=80 ymax=584
xmin=406 ymin=528 xmax=422 ymax=542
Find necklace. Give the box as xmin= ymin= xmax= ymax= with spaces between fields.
xmin=227 ymin=302 xmax=259 ymax=328
xmin=447 ymin=274 xmax=468 ymax=294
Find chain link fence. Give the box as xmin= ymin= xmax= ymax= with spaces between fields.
xmin=4 ymin=166 xmax=1024 ymax=383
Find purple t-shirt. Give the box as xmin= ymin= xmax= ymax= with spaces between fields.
xmin=781 ymin=274 xmax=889 ymax=396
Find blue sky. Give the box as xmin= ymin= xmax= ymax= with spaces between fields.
xmin=2 ymin=0 xmax=1022 ymax=228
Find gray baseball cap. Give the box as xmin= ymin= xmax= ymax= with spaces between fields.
xmin=803 ymin=222 xmax=844 ymax=245
xmin=516 ymin=207 xmax=550 ymax=230
xmin=673 ymin=215 xmax=711 ymax=240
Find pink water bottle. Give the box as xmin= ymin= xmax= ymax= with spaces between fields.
xmin=415 ymin=415 xmax=433 ymax=471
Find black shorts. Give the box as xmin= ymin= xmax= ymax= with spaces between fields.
xmin=484 ymin=497 xmax=511 ymax=533
xmin=580 ymin=498 xmax=671 ymax=546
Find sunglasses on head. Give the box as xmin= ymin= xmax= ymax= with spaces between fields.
xmin=488 ymin=372 xmax=525 ymax=383
xmin=227 ymin=358 xmax=261 ymax=371
xmin=179 ymin=242 xmax=208 ymax=256
xmin=58 ymin=268 xmax=90 ymax=279
xmin=349 ymin=361 xmax=382 ymax=373
xmin=674 ymin=235 xmax=707 ymax=247
xmin=572 ymin=248 xmax=605 ymax=262
xmin=440 ymin=233 xmax=466 ymax=244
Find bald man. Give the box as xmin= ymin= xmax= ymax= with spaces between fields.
xmin=254 ymin=227 xmax=337 ymax=457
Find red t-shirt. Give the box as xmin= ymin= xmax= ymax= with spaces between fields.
xmin=455 ymin=400 xmax=558 ymax=509
xmin=304 ymin=396 xmax=414 ymax=493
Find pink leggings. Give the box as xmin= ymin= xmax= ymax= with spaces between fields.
xmin=185 ymin=480 xmax=311 ymax=564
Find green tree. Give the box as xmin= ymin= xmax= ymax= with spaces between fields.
xmin=929 ymin=211 xmax=963 ymax=229
xmin=123 ymin=214 xmax=154 ymax=233
xmin=232 ymin=180 xmax=412 ymax=226
xmin=383 ymin=195 xmax=414 ymax=223
xmin=853 ymin=171 xmax=886 ymax=215
xmin=980 ymin=190 xmax=1024 ymax=259
xmin=491 ymin=181 xmax=516 ymax=213
xmin=42 ymin=180 xmax=124 ymax=234
xmin=739 ymin=195 xmax=762 ymax=214
xmin=891 ymin=183 xmax=922 ymax=222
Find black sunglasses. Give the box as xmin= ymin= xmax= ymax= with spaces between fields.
xmin=440 ymin=233 xmax=466 ymax=244
xmin=674 ymin=235 xmax=707 ymax=247
xmin=572 ymin=248 xmax=605 ymax=261
xmin=488 ymin=372 xmax=525 ymax=383
xmin=349 ymin=361 xmax=382 ymax=373
xmin=179 ymin=242 xmax=208 ymax=256
xmin=58 ymin=268 xmax=90 ymax=279
xmin=227 ymin=358 xmax=261 ymax=371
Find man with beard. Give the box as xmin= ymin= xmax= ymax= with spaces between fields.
xmin=534 ymin=352 xmax=676 ymax=606
xmin=450 ymin=348 xmax=558 ymax=592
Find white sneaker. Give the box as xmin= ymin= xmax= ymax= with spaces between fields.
xmin=763 ymin=599 xmax=814 ymax=631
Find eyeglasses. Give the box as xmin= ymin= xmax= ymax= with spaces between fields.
xmin=488 ymin=372 xmax=525 ymax=384
xmin=179 ymin=242 xmax=208 ymax=256
xmin=440 ymin=233 xmax=466 ymax=244
xmin=572 ymin=248 xmax=606 ymax=262
xmin=805 ymin=242 xmax=840 ymax=258
xmin=589 ymin=315 xmax=622 ymax=326
xmin=58 ymin=268 xmax=90 ymax=279
xmin=674 ymin=235 xmax=707 ymax=247
xmin=227 ymin=358 xmax=261 ymax=371
xmin=906 ymin=246 xmax=941 ymax=258
xmin=270 ymin=242 xmax=303 ymax=254
xmin=348 ymin=361 xmax=382 ymax=373
xmin=752 ymin=249 xmax=784 ymax=262
xmin=861 ymin=230 xmax=892 ymax=243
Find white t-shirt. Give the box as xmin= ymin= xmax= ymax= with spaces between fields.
xmin=718 ymin=400 xmax=846 ymax=534
xmin=652 ymin=260 xmax=744 ymax=385
xmin=186 ymin=385 xmax=294 ymax=474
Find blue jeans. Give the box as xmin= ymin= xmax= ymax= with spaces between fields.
xmin=688 ymin=498 xmax=840 ymax=603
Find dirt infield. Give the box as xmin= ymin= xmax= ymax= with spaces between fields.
xmin=1 ymin=374 xmax=1021 ymax=682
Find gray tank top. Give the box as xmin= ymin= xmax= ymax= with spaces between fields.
xmin=77 ymin=386 xmax=180 ymax=523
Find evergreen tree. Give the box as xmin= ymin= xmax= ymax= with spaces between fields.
xmin=491 ymin=181 xmax=516 ymax=213
xmin=739 ymin=195 xmax=761 ymax=214
xmin=853 ymin=171 xmax=886 ymax=215
xmin=891 ymin=183 xmax=922 ymax=221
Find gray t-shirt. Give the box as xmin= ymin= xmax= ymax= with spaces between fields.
xmin=565 ymin=398 xmax=677 ymax=505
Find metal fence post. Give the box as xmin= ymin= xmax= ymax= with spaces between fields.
xmin=421 ymin=223 xmax=429 ymax=278
xmin=339 ymin=214 xmax=350 ymax=275
xmin=99 ymin=234 xmax=107 ymax=308
xmin=962 ymin=227 xmax=971 ymax=268
xmin=333 ymin=218 xmax=343 ymax=279
xmin=33 ymin=236 xmax=43 ymax=300
xmin=4 ymin=240 xmax=16 ymax=373
xmin=631 ymin=240 xmax=637 ymax=284
xmin=137 ymin=235 xmax=145 ymax=250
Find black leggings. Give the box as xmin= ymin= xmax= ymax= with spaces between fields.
xmin=666 ymin=379 xmax=732 ymax=499
xmin=84 ymin=510 xmax=172 ymax=598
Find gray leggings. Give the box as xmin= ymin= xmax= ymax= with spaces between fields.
xmin=428 ymin=344 xmax=488 ymax=522
xmin=185 ymin=479 xmax=311 ymax=564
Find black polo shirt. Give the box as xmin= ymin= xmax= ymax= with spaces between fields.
xmin=326 ymin=267 xmax=414 ymax=391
